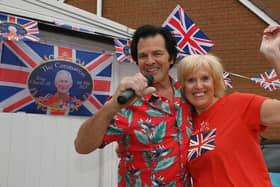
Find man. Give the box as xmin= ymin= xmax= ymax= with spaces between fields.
xmin=54 ymin=70 xmax=73 ymax=99
xmin=74 ymin=25 xmax=192 ymax=186
xmin=41 ymin=70 xmax=81 ymax=115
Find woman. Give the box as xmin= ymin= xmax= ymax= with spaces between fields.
xmin=177 ymin=25 xmax=280 ymax=186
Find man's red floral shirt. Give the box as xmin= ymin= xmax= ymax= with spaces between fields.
xmin=101 ymin=78 xmax=192 ymax=187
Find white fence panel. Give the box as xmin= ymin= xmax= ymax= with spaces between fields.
xmin=0 ymin=113 xmax=13 ymax=187
xmin=0 ymin=112 xmax=118 ymax=187
xmin=24 ymin=114 xmax=43 ymax=187
xmin=8 ymin=113 xmax=28 ymax=187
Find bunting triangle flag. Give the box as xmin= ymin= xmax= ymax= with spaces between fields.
xmin=162 ymin=5 xmax=214 ymax=55
xmin=0 ymin=13 xmax=40 ymax=41
xmin=223 ymin=72 xmax=233 ymax=88
xmin=176 ymin=52 xmax=189 ymax=61
xmin=251 ymin=69 xmax=280 ymax=92
xmin=113 ymin=38 xmax=135 ymax=64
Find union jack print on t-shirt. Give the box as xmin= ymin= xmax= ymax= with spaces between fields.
xmin=188 ymin=128 xmax=216 ymax=161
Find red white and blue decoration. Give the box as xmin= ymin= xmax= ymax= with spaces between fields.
xmin=251 ymin=69 xmax=280 ymax=92
xmin=177 ymin=52 xmax=189 ymax=61
xmin=162 ymin=5 xmax=214 ymax=55
xmin=0 ymin=13 xmax=40 ymax=41
xmin=223 ymin=72 xmax=233 ymax=88
xmin=187 ymin=129 xmax=216 ymax=161
xmin=0 ymin=40 xmax=113 ymax=116
xmin=55 ymin=21 xmax=96 ymax=35
xmin=113 ymin=38 xmax=135 ymax=64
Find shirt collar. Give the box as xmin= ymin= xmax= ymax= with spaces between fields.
xmin=143 ymin=75 xmax=180 ymax=101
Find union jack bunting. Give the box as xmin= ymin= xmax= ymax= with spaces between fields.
xmin=0 ymin=13 xmax=40 ymax=41
xmin=251 ymin=69 xmax=280 ymax=92
xmin=177 ymin=52 xmax=189 ymax=61
xmin=223 ymin=72 xmax=233 ymax=88
xmin=0 ymin=40 xmax=113 ymax=116
xmin=54 ymin=21 xmax=96 ymax=35
xmin=162 ymin=5 xmax=214 ymax=55
xmin=113 ymin=38 xmax=135 ymax=64
xmin=188 ymin=129 xmax=216 ymax=161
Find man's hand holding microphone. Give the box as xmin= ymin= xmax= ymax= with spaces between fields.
xmin=108 ymin=73 xmax=155 ymax=110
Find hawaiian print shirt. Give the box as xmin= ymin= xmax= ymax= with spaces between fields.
xmin=101 ymin=77 xmax=193 ymax=187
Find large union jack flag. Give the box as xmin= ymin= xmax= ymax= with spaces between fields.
xmin=251 ymin=69 xmax=280 ymax=92
xmin=0 ymin=40 xmax=113 ymax=116
xmin=162 ymin=5 xmax=214 ymax=55
xmin=223 ymin=72 xmax=233 ymax=88
xmin=114 ymin=38 xmax=135 ymax=64
xmin=187 ymin=129 xmax=216 ymax=161
xmin=0 ymin=13 xmax=40 ymax=41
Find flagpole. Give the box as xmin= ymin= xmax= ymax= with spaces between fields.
xmin=229 ymin=72 xmax=251 ymax=80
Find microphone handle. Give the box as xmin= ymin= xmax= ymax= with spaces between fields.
xmin=117 ymin=88 xmax=135 ymax=105
xmin=117 ymin=74 xmax=153 ymax=105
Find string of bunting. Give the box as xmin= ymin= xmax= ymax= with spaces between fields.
xmin=224 ymin=69 xmax=280 ymax=92
xmin=54 ymin=20 xmax=96 ymax=35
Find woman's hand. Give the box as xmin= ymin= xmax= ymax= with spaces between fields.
xmin=260 ymin=25 xmax=280 ymax=62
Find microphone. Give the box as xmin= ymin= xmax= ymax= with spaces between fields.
xmin=117 ymin=74 xmax=154 ymax=105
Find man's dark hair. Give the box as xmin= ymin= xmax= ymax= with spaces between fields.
xmin=130 ymin=25 xmax=178 ymax=69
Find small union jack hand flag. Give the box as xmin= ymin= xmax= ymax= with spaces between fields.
xmin=188 ymin=129 xmax=216 ymax=161
xmin=113 ymin=38 xmax=135 ymax=64
xmin=223 ymin=72 xmax=233 ymax=88
xmin=0 ymin=13 xmax=40 ymax=41
xmin=162 ymin=5 xmax=214 ymax=55
xmin=251 ymin=69 xmax=280 ymax=92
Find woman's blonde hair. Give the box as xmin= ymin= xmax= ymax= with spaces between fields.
xmin=177 ymin=54 xmax=226 ymax=98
